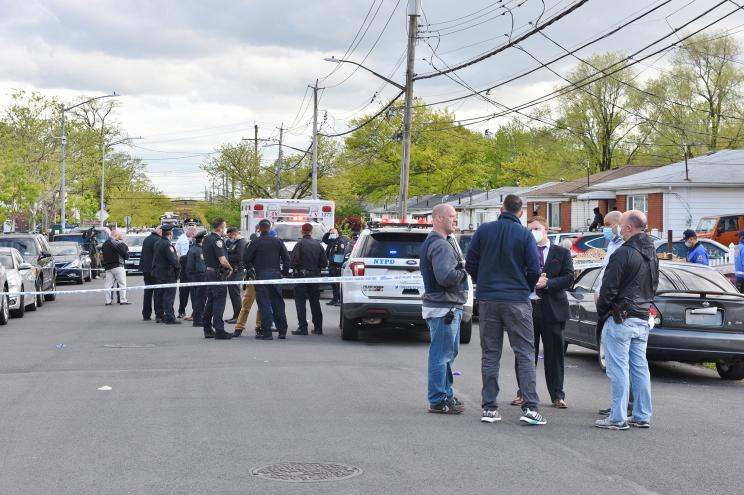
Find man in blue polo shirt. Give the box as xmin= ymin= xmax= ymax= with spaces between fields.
xmin=682 ymin=229 xmax=708 ymax=266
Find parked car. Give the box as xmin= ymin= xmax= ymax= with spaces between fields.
xmin=340 ymin=224 xmax=474 ymax=343
xmin=653 ymin=238 xmax=730 ymax=262
xmin=0 ymin=247 xmax=41 ymax=318
xmin=696 ymin=213 xmax=744 ymax=246
xmin=51 ymin=232 xmax=101 ymax=277
xmin=0 ymin=261 xmax=8 ymax=325
xmin=564 ymin=261 xmax=744 ymax=380
xmin=50 ymin=241 xmax=92 ymax=284
xmin=0 ymin=233 xmax=56 ymax=308
xmin=124 ymin=233 xmax=149 ymax=274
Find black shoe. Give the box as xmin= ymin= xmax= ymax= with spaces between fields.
xmin=105 ymin=303 xmax=112 ymax=306
xmin=291 ymin=329 xmax=309 ymax=335
xmin=177 ymin=313 xmax=185 ymax=319
xmin=429 ymin=398 xmax=463 ymax=415
xmin=164 ymin=320 xmax=182 ymax=325
xmin=224 ymin=318 xmax=238 ymax=324
xmin=233 ymin=329 xmax=243 ymax=337
xmin=326 ymin=300 xmax=338 ymax=306
xmin=119 ymin=301 xmax=132 ymax=305
xmin=204 ymin=331 xmax=216 ymax=339
xmin=628 ymin=417 xmax=651 ymax=428
xmin=278 ymin=334 xmax=286 ymax=340
xmin=311 ymin=328 xmax=323 ymax=335
xmin=143 ymin=316 xmax=152 ymax=321
xmin=215 ymin=332 xmax=233 ymax=340
xmin=155 ymin=318 xmax=163 ymax=323
xmin=255 ymin=332 xmax=273 ymax=340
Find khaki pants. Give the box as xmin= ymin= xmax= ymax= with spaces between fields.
xmin=235 ymin=284 xmax=261 ymax=331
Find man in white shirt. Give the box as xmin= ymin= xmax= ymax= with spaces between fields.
xmin=175 ymin=226 xmax=197 ymax=319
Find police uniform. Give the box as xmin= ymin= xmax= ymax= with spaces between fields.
xmin=152 ymin=226 xmax=181 ymax=323
xmin=140 ymin=230 xmax=163 ymax=320
xmin=202 ymin=231 xmax=231 ymax=338
xmin=322 ymin=232 xmax=350 ymax=305
xmin=187 ymin=232 xmax=207 ymax=327
xmin=290 ymin=234 xmax=328 ymax=335
xmin=226 ymin=235 xmax=248 ymax=320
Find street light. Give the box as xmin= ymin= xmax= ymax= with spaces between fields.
xmin=59 ymin=92 xmax=118 ymax=231
xmin=100 ymin=136 xmax=143 ymax=227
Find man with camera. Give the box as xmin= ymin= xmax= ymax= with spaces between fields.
xmin=291 ymin=223 xmax=328 ymax=336
xmin=595 ymin=210 xmax=659 ymax=430
xmin=421 ymin=204 xmax=468 ymax=415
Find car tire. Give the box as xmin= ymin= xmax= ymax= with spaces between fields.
xmin=0 ymin=289 xmax=9 ymax=325
xmin=459 ymin=318 xmax=472 ymax=344
xmin=340 ymin=307 xmax=359 ymax=341
xmin=36 ymin=278 xmax=44 ymax=308
xmin=716 ymin=362 xmax=744 ymax=381
xmin=10 ymin=289 xmax=24 ymax=318
xmin=597 ymin=329 xmax=607 ymax=372
xmin=44 ymin=277 xmax=56 ymax=301
xmin=76 ymin=272 xmax=84 ymax=285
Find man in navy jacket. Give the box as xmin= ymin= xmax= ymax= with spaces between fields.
xmin=466 ymin=194 xmax=545 ymax=426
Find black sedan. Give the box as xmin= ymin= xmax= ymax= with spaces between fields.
xmin=564 ymin=261 xmax=744 ymax=380
xmin=50 ymin=242 xmax=92 ymax=284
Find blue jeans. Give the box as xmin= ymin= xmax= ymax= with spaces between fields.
xmin=426 ymin=308 xmax=462 ymax=405
xmin=603 ymin=317 xmax=653 ymax=423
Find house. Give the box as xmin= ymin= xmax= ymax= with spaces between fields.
xmin=456 ymin=184 xmax=559 ymax=228
xmin=525 ymin=166 xmax=658 ymax=232
xmin=586 ymin=149 xmax=744 ymax=237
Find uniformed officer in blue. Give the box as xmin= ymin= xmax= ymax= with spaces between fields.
xmin=682 ymin=229 xmax=709 ymax=265
xmin=152 ymin=224 xmax=181 ymax=324
xmin=202 ymin=218 xmax=235 ymax=339
xmin=186 ymin=231 xmax=207 ymax=328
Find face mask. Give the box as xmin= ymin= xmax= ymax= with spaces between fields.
xmin=684 ymin=241 xmax=692 ymax=248
xmin=602 ymin=226 xmax=615 ymax=240
xmin=329 ymin=234 xmax=337 ymax=240
xmin=531 ymin=229 xmax=544 ymax=244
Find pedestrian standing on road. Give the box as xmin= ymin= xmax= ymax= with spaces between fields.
xmin=465 ymin=194 xmax=546 ymax=426
xmin=322 ymin=228 xmax=349 ymax=306
xmin=140 ymin=226 xmax=163 ymax=321
xmin=152 ymin=225 xmax=181 ymax=325
xmin=225 ymin=227 xmax=248 ymax=324
xmin=102 ymin=229 xmax=131 ymax=306
xmin=244 ymin=219 xmax=290 ymax=340
xmin=175 ymin=226 xmax=197 ymax=319
xmin=201 ymin=218 xmax=234 ymax=340
xmin=291 ymin=223 xmax=328 ymax=335
xmin=595 ymin=210 xmax=659 ymax=430
xmin=187 ymin=231 xmax=207 ymax=327
xmin=511 ymin=217 xmax=574 ymax=409
xmin=682 ymin=229 xmax=709 ymax=265
xmin=421 ymin=204 xmax=468 ymax=415
xmin=736 ymin=230 xmax=744 ymax=293
xmin=235 ymin=235 xmax=262 ymax=338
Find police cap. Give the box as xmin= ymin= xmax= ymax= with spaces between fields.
xmin=161 ymin=224 xmax=174 ymax=233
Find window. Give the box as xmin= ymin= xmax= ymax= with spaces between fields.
xmin=718 ymin=216 xmax=739 ymax=233
xmin=573 ymin=268 xmax=601 ymax=292
xmin=362 ymin=233 xmax=428 ymax=259
xmin=547 ymin=202 xmax=561 ymax=229
xmin=0 ymin=255 xmax=13 ymax=269
xmin=627 ymin=194 xmax=648 ymax=213
xmin=476 ymin=212 xmax=487 ymax=226
xmin=0 ymin=239 xmax=38 ymax=256
xmin=696 ymin=218 xmax=717 ymax=233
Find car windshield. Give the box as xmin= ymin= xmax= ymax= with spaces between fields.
xmin=125 ymin=235 xmax=147 ymax=247
xmin=0 ymin=239 xmax=38 ymax=256
xmin=54 ymin=234 xmax=85 ymax=246
xmin=0 ymin=254 xmax=13 ymax=269
xmin=362 ymin=232 xmax=429 ymax=259
xmin=274 ymin=224 xmax=326 ymax=241
xmin=696 ymin=218 xmax=718 ymax=233
xmin=50 ymin=244 xmax=78 ymax=256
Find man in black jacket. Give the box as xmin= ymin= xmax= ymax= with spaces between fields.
xmin=102 ymin=229 xmax=130 ymax=306
xmin=512 ymin=217 xmax=574 ymax=409
xmin=322 ymin=228 xmax=349 ymax=306
xmin=595 ymin=210 xmax=659 ymax=430
xmin=186 ymin=231 xmax=207 ymax=327
xmin=291 ymin=223 xmax=328 ymax=335
xmin=243 ymin=219 xmax=291 ymax=340
xmin=225 ymin=227 xmax=248 ymax=323
xmin=139 ymin=226 xmax=163 ymax=320
xmin=152 ymin=225 xmax=181 ymax=325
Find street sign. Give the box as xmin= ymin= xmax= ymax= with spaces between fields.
xmin=96 ymin=209 xmax=109 ymax=222
xmin=124 ymin=215 xmax=132 ymax=226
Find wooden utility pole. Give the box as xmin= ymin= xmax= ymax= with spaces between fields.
xmin=276 ymin=124 xmax=284 ymax=197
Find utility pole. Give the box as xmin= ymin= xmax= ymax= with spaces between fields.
xmin=311 ymin=79 xmax=320 ymax=199
xmin=276 ymin=124 xmax=284 ymax=197
xmin=254 ymin=124 xmax=259 ymax=160
xmin=398 ymin=0 xmax=420 ymax=221
xmin=60 ymin=107 xmax=67 ymax=229
xmin=683 ymin=141 xmax=690 ymax=181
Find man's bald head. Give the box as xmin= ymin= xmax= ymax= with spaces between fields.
xmin=620 ymin=209 xmax=647 ymax=241
xmin=604 ymin=210 xmax=622 ymax=227
xmin=432 ymin=204 xmax=458 ymax=235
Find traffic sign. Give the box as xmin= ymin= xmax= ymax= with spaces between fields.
xmin=96 ymin=209 xmax=109 ymax=222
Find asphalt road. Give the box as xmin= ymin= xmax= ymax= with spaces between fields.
xmin=0 ymin=276 xmax=742 ymax=494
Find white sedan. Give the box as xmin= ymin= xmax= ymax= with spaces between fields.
xmin=0 ymin=247 xmax=39 ymax=318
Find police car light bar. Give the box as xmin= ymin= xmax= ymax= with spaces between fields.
xmin=368 ymin=218 xmax=432 ymax=228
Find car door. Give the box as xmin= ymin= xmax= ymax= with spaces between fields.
xmin=566 ymin=268 xmax=601 ymax=346
xmin=36 ymin=236 xmax=54 ymax=289
xmin=716 ymin=216 xmax=739 ymax=246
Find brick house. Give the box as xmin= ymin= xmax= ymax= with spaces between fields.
xmin=587 ymin=149 xmax=744 ymax=237
xmin=525 ymin=166 xmax=658 ymax=232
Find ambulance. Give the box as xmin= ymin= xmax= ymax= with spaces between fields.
xmin=240 ymin=198 xmax=335 ymax=252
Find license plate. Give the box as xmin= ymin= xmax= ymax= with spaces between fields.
xmin=685 ymin=308 xmax=723 ymax=326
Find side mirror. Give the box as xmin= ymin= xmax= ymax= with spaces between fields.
xmin=19 ymin=262 xmax=33 ymax=271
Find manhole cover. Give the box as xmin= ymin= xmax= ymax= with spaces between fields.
xmin=251 ymin=462 xmax=362 ymax=483
xmin=102 ymin=344 xmax=156 ymax=348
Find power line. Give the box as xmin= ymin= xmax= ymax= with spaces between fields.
xmin=320 ymin=90 xmax=405 ymax=138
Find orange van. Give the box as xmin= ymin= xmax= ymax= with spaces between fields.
xmin=696 ymin=214 xmax=744 ymax=246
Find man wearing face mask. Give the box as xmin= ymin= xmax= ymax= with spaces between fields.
xmin=511 ymin=216 xmax=574 ymax=409
xmin=594 ymin=211 xmax=624 ymax=302
xmin=682 ymin=230 xmax=709 ymax=266
xmin=322 ymin=228 xmax=350 ymax=306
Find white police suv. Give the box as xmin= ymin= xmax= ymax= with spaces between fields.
xmin=339 ymin=220 xmax=474 ymax=343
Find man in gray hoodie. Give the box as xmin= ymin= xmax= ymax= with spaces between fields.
xmin=420 ymin=204 xmax=469 ymax=414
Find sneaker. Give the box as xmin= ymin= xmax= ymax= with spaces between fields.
xmin=481 ymin=409 xmax=501 ymax=423
xmin=520 ymin=408 xmax=547 ymax=425
xmin=428 ymin=399 xmax=462 ymax=415
xmin=598 ymin=406 xmax=633 ymax=417
xmin=628 ymin=418 xmax=651 ymax=428
xmin=594 ymin=418 xmax=629 ymax=430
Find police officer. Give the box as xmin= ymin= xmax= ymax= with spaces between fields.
xmin=187 ymin=231 xmax=207 ymax=327
xmin=322 ymin=228 xmax=349 ymax=306
xmin=202 ymin=218 xmax=234 ymax=339
xmin=225 ymin=227 xmax=248 ymax=323
xmin=682 ymin=229 xmax=709 ymax=265
xmin=291 ymin=223 xmax=328 ymax=335
xmin=140 ymin=225 xmax=163 ymax=321
xmin=243 ymin=219 xmax=290 ymax=340
xmin=152 ymin=225 xmax=181 ymax=324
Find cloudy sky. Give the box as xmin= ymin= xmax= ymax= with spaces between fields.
xmin=2 ymin=0 xmax=743 ymax=198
